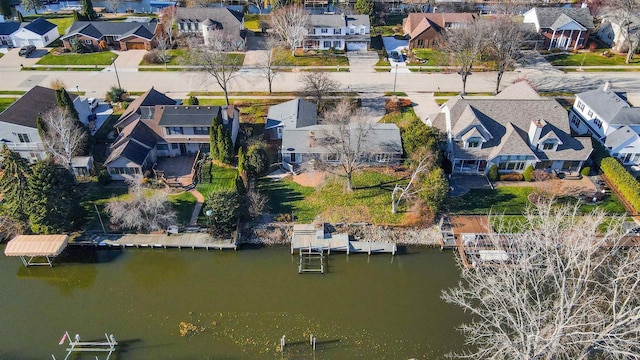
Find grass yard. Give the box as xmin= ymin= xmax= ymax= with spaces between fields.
xmin=197 ymin=163 xmax=238 ymax=199
xmin=244 ymin=14 xmax=267 ymax=32
xmin=409 ymin=49 xmax=450 ymax=66
xmin=0 ymin=98 xmax=17 ymax=112
xmin=48 ymin=16 xmax=75 ymax=35
xmin=546 ymin=52 xmax=640 ymax=66
xmin=37 ymin=51 xmax=118 ymax=66
xmin=0 ymin=90 xmax=26 ymax=95
xmin=168 ymin=191 xmax=197 ymax=225
xmin=138 ymin=49 xmax=188 ymax=66
xmin=79 ymin=184 xmax=128 ymax=231
xmin=0 ymin=52 xmax=3 ymax=59
xmin=447 ymin=186 xmax=535 ymax=215
xmin=379 ymin=106 xmax=419 ymax=128
xmin=273 ymin=49 xmax=349 ymax=67
xmin=260 ymin=171 xmax=408 ymax=224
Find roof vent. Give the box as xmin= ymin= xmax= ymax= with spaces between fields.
xmin=185 ymin=106 xmax=189 ymax=109
xmin=196 ymin=106 xmax=200 ymax=109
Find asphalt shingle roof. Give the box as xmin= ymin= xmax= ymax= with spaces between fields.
xmin=604 ymin=125 xmax=639 ymax=149
xmin=530 ymin=7 xmax=594 ymax=30
xmin=0 ymin=86 xmax=77 ymax=129
xmin=62 ymin=21 xmax=158 ymax=41
xmin=24 ymin=17 xmax=56 ymax=35
xmin=308 ymin=14 xmax=370 ymax=28
xmin=157 ymin=106 xmax=222 ymax=126
xmin=576 ymin=84 xmax=640 ymax=125
xmin=105 ymin=139 xmax=150 ymax=166
xmin=0 ymin=22 xmax=21 ymax=36
xmin=115 ymin=87 xmax=176 ymax=129
xmin=266 ymin=98 xmax=317 ymax=130
xmin=176 ymin=8 xmax=244 ymax=42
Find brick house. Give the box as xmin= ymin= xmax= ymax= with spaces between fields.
xmin=403 ymin=13 xmax=477 ymax=49
xmin=61 ymin=20 xmax=161 ymax=51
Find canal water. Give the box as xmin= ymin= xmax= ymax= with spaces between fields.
xmin=0 ymin=245 xmax=467 ymax=359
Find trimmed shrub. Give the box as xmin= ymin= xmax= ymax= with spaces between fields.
xmin=499 ymin=173 xmax=524 ymax=181
xmin=600 ymin=157 xmax=640 ymax=212
xmin=186 ymin=96 xmax=199 ymax=105
xmin=488 ymin=165 xmax=499 ymax=181
xmin=580 ymin=166 xmax=591 ymax=177
xmin=523 ymin=165 xmax=534 ymax=182
xmin=143 ymin=50 xmax=162 ymax=64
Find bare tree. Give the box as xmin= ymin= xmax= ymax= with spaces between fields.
xmin=160 ymin=6 xmax=177 ymax=45
xmin=299 ymin=71 xmax=339 ymax=105
xmin=246 ymin=190 xmax=269 ymax=219
xmin=182 ymin=33 xmax=243 ymax=105
xmin=105 ymin=176 xmax=177 ymax=233
xmin=608 ymin=0 xmax=640 ymax=64
xmin=317 ymin=99 xmax=372 ymax=192
xmin=390 ymin=150 xmax=435 ymax=213
xmin=486 ymin=17 xmax=524 ymax=94
xmin=40 ymin=107 xmax=88 ymax=178
xmin=442 ymin=201 xmax=640 ymax=359
xmin=104 ymin=0 xmax=124 ymax=13
xmin=156 ymin=33 xmax=171 ymax=69
xmin=445 ymin=21 xmax=488 ymax=95
xmin=271 ymin=5 xmax=309 ymax=57
xmin=257 ymin=36 xmax=284 ymax=93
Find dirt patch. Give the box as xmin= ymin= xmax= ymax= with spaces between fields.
xmin=320 ymin=205 xmax=371 ymax=223
xmin=292 ymin=171 xmax=326 ymax=187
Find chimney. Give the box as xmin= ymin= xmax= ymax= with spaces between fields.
xmin=603 ymin=81 xmax=611 ymax=92
xmin=528 ymin=119 xmax=546 ymax=149
xmin=227 ymin=105 xmax=235 ymax=119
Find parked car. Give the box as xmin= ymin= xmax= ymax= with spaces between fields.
xmin=18 ymin=45 xmax=36 ymax=57
xmin=389 ymin=50 xmax=402 ymax=62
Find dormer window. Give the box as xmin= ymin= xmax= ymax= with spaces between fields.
xmin=467 ymin=138 xmax=480 ymax=148
xmin=359 ymin=26 xmax=365 ymax=34
xmin=321 ymin=28 xmax=328 ymax=34
xmin=350 ymin=27 xmax=355 ymax=34
xmin=542 ymin=141 xmax=556 ymax=151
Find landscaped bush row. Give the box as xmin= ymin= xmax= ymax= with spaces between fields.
xmin=600 ymin=157 xmax=640 ymax=212
xmin=499 ymin=173 xmax=524 ymax=181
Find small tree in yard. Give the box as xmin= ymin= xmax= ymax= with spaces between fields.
xmin=40 ymin=107 xmax=88 ymax=179
xmin=209 ymin=116 xmax=221 ymax=160
xmin=106 ymin=86 xmax=128 ymax=104
xmin=300 ymin=71 xmax=339 ymax=105
xmin=155 ymin=34 xmax=172 ymax=69
xmin=354 ymin=0 xmax=374 ymax=18
xmin=160 ymin=6 xmax=177 ymax=45
xmin=258 ymin=36 xmax=284 ymax=94
xmin=217 ymin=125 xmax=233 ymax=164
xmin=271 ymin=5 xmax=308 ymax=57
xmin=245 ymin=144 xmax=269 ymax=179
xmin=205 ymin=190 xmax=240 ymax=235
xmin=105 ymin=176 xmax=177 ymax=233
xmin=187 ymin=96 xmax=199 ymax=105
xmin=245 ymin=190 xmax=269 ymax=219
xmin=82 ymin=0 xmax=97 ymax=20
xmin=0 ymin=146 xmax=31 ymax=227
xmin=523 ymin=164 xmax=534 ymax=182
xmin=55 ymin=88 xmax=79 ymax=120
xmin=442 ymin=202 xmax=640 ymax=359
xmin=445 ymin=21 xmax=489 ymax=95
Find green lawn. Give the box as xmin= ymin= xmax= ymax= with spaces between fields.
xmin=138 ymin=49 xmax=187 ymax=66
xmin=448 ymin=186 xmax=535 ymax=215
xmin=244 ymin=14 xmax=268 ymax=32
xmin=197 ymin=163 xmax=238 ymax=199
xmin=379 ymin=106 xmax=419 ymax=128
xmin=0 ymin=98 xmax=17 ymax=112
xmin=37 ymin=51 xmax=119 ymax=66
xmin=168 ymin=191 xmax=197 ymax=225
xmin=273 ymin=49 xmax=349 ymax=67
xmin=409 ymin=49 xmax=450 ymax=66
xmin=259 ymin=171 xmax=407 ymax=224
xmin=0 ymin=53 xmax=3 ymax=59
xmin=546 ymin=52 xmax=640 ymax=66
xmin=79 ymin=183 xmax=128 ymax=231
xmin=48 ymin=16 xmax=75 ymax=35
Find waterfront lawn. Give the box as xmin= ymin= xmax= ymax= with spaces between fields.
xmin=546 ymin=52 xmax=640 ymax=66
xmin=197 ymin=163 xmax=238 ymax=199
xmin=447 ymin=186 xmax=534 ymax=215
xmin=273 ymin=48 xmax=349 ymax=67
xmin=37 ymin=51 xmax=119 ymax=66
xmin=0 ymin=98 xmax=17 ymax=112
xmin=80 ymin=184 xmax=128 ymax=231
xmin=260 ymin=170 xmax=407 ymax=224
xmin=168 ymin=191 xmax=197 ymax=225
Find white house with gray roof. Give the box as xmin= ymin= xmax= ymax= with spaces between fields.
xmin=523 ymin=7 xmax=594 ymax=50
xmin=569 ymin=82 xmax=640 ymax=166
xmin=175 ymin=7 xmax=246 ymax=50
xmin=10 ymin=18 xmax=58 ymax=47
xmin=265 ymin=98 xmax=317 ymax=140
xmin=428 ymin=82 xmax=592 ymax=175
xmin=304 ymin=14 xmax=370 ymax=51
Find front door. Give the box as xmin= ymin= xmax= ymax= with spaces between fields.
xmin=179 ymin=143 xmax=187 ymax=155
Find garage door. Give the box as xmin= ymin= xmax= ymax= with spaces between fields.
xmin=346 ymin=42 xmax=367 ymax=51
xmin=126 ymin=42 xmax=146 ymax=50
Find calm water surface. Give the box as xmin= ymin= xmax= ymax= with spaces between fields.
xmin=0 ymin=245 xmax=466 ymax=359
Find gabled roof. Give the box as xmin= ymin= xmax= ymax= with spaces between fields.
xmin=112 ymin=119 xmax=162 ymax=150
xmin=404 ymin=12 xmax=476 ymax=38
xmin=105 ymin=138 xmax=151 ymax=166
xmin=527 ymin=7 xmax=594 ymax=30
xmin=605 ymin=125 xmax=640 ymax=149
xmin=575 ymin=83 xmax=640 ymax=125
xmin=0 ymin=86 xmax=77 ymax=129
xmin=176 ymin=7 xmax=243 ymax=23
xmin=62 ymin=21 xmax=158 ymax=41
xmin=496 ymin=81 xmax=541 ymax=99
xmin=266 ymin=98 xmax=318 ymax=130
xmin=157 ymin=105 xmax=222 ymax=126
xmin=550 ymin=13 xmax=587 ymax=31
xmin=308 ymin=14 xmax=370 ymax=28
xmin=115 ymin=87 xmax=175 ymax=129
xmin=0 ymin=22 xmax=22 ymax=36
xmin=24 ymin=17 xmax=57 ymax=35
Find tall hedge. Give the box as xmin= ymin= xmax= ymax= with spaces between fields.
xmin=600 ymin=157 xmax=640 ymax=213
xmin=523 ymin=164 xmax=534 ymax=182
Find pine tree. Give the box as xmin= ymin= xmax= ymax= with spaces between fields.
xmin=217 ymin=126 xmax=233 ymax=164
xmin=55 ymin=88 xmax=79 ymax=120
xmin=36 ymin=117 xmax=47 ymax=137
xmin=237 ymin=147 xmax=245 ymax=175
xmin=82 ymin=0 xmax=97 ymax=20
xmin=26 ymin=158 xmax=83 ymax=234
xmin=209 ymin=116 xmax=221 ymax=160
xmin=187 ymin=96 xmax=199 ymax=105
xmin=0 ymin=146 xmax=31 ymax=226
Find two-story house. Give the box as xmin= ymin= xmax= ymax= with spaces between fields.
xmin=175 ymin=7 xmax=246 ymax=50
xmin=523 ymin=7 xmax=594 ymax=50
xmin=428 ymin=82 xmax=592 ymax=175
xmin=105 ymin=88 xmax=240 ymax=180
xmin=569 ymin=82 xmax=640 ymax=166
xmin=304 ymin=14 xmax=370 ymax=51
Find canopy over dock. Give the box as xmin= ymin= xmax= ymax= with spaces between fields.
xmin=4 ymin=234 xmax=69 ymax=267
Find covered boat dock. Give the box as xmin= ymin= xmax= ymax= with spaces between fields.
xmin=4 ymin=234 xmax=69 ymax=267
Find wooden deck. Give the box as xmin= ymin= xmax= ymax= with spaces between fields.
xmin=291 ymin=224 xmax=397 ymax=255
xmin=71 ymin=233 xmax=237 ymax=250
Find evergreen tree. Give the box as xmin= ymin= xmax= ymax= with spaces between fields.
xmin=82 ymin=0 xmax=97 ymax=20
xmin=26 ymin=158 xmax=83 ymax=234
xmin=36 ymin=117 xmax=47 ymax=137
xmin=209 ymin=122 xmax=219 ymax=161
xmin=0 ymin=146 xmax=31 ymax=226
xmin=187 ymin=96 xmax=199 ymax=105
xmin=0 ymin=0 xmax=12 ymax=18
xmin=354 ymin=0 xmax=374 ymax=17
xmin=217 ymin=126 xmax=233 ymax=164
xmin=237 ymin=147 xmax=245 ymax=175
xmin=55 ymin=88 xmax=79 ymax=120
xmin=245 ymin=145 xmax=269 ymax=178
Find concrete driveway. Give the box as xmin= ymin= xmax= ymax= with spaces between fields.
xmin=0 ymin=47 xmax=45 ymax=69
xmin=112 ymin=49 xmax=146 ymax=70
xmin=346 ymin=51 xmax=378 ymax=73
xmin=381 ymin=37 xmax=411 ymax=73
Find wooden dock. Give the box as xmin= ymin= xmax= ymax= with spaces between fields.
xmin=291 ymin=224 xmax=397 ymax=255
xmin=71 ymin=233 xmax=237 ymax=250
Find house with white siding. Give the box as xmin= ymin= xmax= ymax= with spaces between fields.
xmin=304 ymin=14 xmax=370 ymax=51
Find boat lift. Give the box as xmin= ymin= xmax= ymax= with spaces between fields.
xmin=52 ymin=331 xmax=117 ymax=360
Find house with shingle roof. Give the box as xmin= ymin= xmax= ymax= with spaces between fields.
xmin=523 ymin=7 xmax=594 ymax=50
xmin=61 ymin=20 xmax=161 ymax=51
xmin=427 ymin=82 xmax=592 ymax=175
xmin=175 ymin=7 xmax=246 ymax=50
xmin=402 ymin=12 xmax=477 ymax=49
xmin=304 ymin=14 xmax=370 ymax=51
xmin=0 ymin=22 xmax=22 ymax=47
xmin=105 ymin=88 xmax=240 ymax=180
xmin=597 ymin=11 xmax=640 ymax=53
xmin=265 ymin=98 xmax=317 ymax=140
xmin=10 ymin=17 xmax=58 ymax=47
xmin=570 ymin=82 xmax=640 ymax=166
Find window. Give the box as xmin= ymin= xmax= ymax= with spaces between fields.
xmin=323 ymin=41 xmax=332 ymax=48
xmin=576 ymin=100 xmax=585 ymax=111
xmin=587 ymin=110 xmax=593 ymax=118
xmin=44 ymin=35 xmax=49 ymax=42
xmin=193 ymin=127 xmax=208 ymax=135
xmin=593 ymin=118 xmax=603 ymax=128
xmin=433 ymin=39 xmax=439 ymax=46
xmin=542 ymin=142 xmax=555 ymax=150
xmin=350 ymin=27 xmax=355 ymax=34
xmin=333 ymin=41 xmax=341 ymax=48
xmin=499 ymin=161 xmax=526 ymax=171
xmin=167 ymin=127 xmax=184 ymax=135
xmin=359 ymin=27 xmax=365 ymax=34
xmin=84 ymin=39 xmax=92 ymax=45
xmin=172 ymin=143 xmax=179 ymax=149
xmin=333 ymin=28 xmax=341 ymax=34
xmin=376 ymin=153 xmax=391 ymax=163
xmin=17 ymin=133 xmax=30 ymax=143
xmin=321 ymin=28 xmax=328 ymax=34
xmin=326 ymin=153 xmax=339 ymax=162
xmin=157 ymin=144 xmax=169 ymax=151
xmin=633 ymin=153 xmax=640 ymax=163
xmin=417 ymin=39 xmax=425 ymax=47
xmin=467 ymin=140 xmax=480 ymax=148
